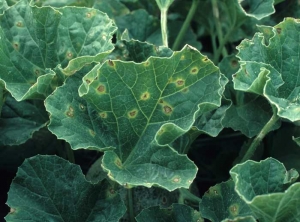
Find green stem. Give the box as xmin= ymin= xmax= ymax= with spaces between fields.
xmin=160 ymin=8 xmax=169 ymax=47
xmin=128 ymin=188 xmax=135 ymax=222
xmin=240 ymin=107 xmax=280 ymax=163
xmin=211 ymin=0 xmax=227 ymax=63
xmin=178 ymin=188 xmax=201 ymax=204
xmin=172 ymin=0 xmax=200 ymax=50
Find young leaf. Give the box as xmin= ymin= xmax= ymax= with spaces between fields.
xmin=78 ymin=45 xmax=223 ymax=190
xmin=136 ymin=203 xmax=203 ymax=222
xmin=199 ymin=180 xmax=253 ymax=222
xmin=234 ymin=18 xmax=300 ymax=122
xmin=5 ymin=155 xmax=127 ymax=222
xmin=0 ymin=0 xmax=116 ymax=101
xmin=230 ymin=158 xmax=300 ymax=221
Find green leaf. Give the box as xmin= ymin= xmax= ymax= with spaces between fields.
xmin=238 ymin=0 xmax=275 ymax=20
xmin=230 ymin=158 xmax=300 ymax=221
xmin=233 ymin=18 xmax=300 ymax=122
xmin=0 ymin=0 xmax=116 ymax=101
xmin=5 ymin=155 xmax=126 ymax=222
xmin=199 ymin=180 xmax=253 ymax=222
xmin=78 ymin=45 xmax=222 ymax=190
xmin=0 ymin=94 xmax=48 ymax=146
xmin=294 ymin=137 xmax=300 ymax=147
xmin=221 ymin=216 xmax=257 ymax=222
xmin=45 ymin=65 xmax=115 ymax=151
xmin=0 ymin=0 xmax=8 ymax=14
xmin=115 ymin=9 xmax=161 ymax=44
xmin=93 ymin=0 xmax=130 ymax=19
xmin=136 ymin=203 xmax=203 ymax=222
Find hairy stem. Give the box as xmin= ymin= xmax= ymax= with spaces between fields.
xmin=160 ymin=8 xmax=169 ymax=47
xmin=172 ymin=0 xmax=200 ymax=50
xmin=240 ymin=106 xmax=280 ymax=163
xmin=178 ymin=188 xmax=201 ymax=204
xmin=128 ymin=188 xmax=135 ymax=222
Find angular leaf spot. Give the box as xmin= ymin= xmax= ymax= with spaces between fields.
xmin=99 ymin=112 xmax=107 ymax=118
xmin=85 ymin=79 xmax=91 ymax=84
xmin=89 ymin=129 xmax=96 ymax=137
xmin=114 ymin=158 xmax=123 ymax=169
xmin=34 ymin=69 xmax=40 ymax=76
xmin=66 ymin=106 xmax=74 ymax=118
xmin=231 ymin=59 xmax=238 ymax=68
xmin=202 ymin=57 xmax=208 ymax=62
xmin=144 ymin=61 xmax=150 ymax=67
xmin=172 ymin=176 xmax=181 ymax=183
xmin=13 ymin=42 xmax=19 ymax=51
xmin=9 ymin=208 xmax=15 ymax=214
xmin=79 ymin=103 xmax=86 ymax=111
xmin=175 ymin=79 xmax=185 ymax=87
xmin=276 ymin=27 xmax=282 ymax=34
xmin=181 ymin=87 xmax=189 ymax=93
xmin=163 ymin=105 xmax=173 ymax=114
xmin=16 ymin=22 xmax=23 ymax=27
xmin=97 ymin=84 xmax=106 ymax=94
xmin=140 ymin=92 xmax=150 ymax=100
xmin=180 ymin=55 xmax=185 ymax=60
xmin=229 ymin=204 xmax=239 ymax=216
xmin=190 ymin=67 xmax=199 ymax=75
xmin=128 ymin=109 xmax=138 ymax=118
xmin=66 ymin=52 xmax=73 ymax=59
xmin=108 ymin=60 xmax=115 ymax=67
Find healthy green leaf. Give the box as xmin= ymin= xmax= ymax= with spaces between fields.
xmin=5 ymin=155 xmax=127 ymax=222
xmin=230 ymin=158 xmax=300 ymax=221
xmin=238 ymin=0 xmax=275 ymax=20
xmin=200 ymin=180 xmax=253 ymax=222
xmin=78 ymin=45 xmax=222 ymax=190
xmin=233 ymin=18 xmax=300 ymax=122
xmin=136 ymin=203 xmax=203 ymax=222
xmin=0 ymin=0 xmax=116 ymax=101
xmin=0 ymin=94 xmax=48 ymax=146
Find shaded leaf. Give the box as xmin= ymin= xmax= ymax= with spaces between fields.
xmin=233 ymin=18 xmax=300 ymax=122
xmin=78 ymin=45 xmax=222 ymax=190
xmin=0 ymin=0 xmax=116 ymax=101
xmin=221 ymin=216 xmax=257 ymax=222
xmin=199 ymin=180 xmax=253 ymax=222
xmin=136 ymin=203 xmax=203 ymax=222
xmin=0 ymin=94 xmax=48 ymax=146
xmin=5 ymin=155 xmax=127 ymax=222
xmin=239 ymin=0 xmax=275 ymax=20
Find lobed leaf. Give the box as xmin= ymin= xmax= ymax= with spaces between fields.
xmin=200 ymin=180 xmax=253 ymax=222
xmin=234 ymin=18 xmax=300 ymax=122
xmin=5 ymin=155 xmax=127 ymax=222
xmin=230 ymin=158 xmax=300 ymax=221
xmin=0 ymin=0 xmax=116 ymax=101
xmin=77 ymin=45 xmax=223 ymax=190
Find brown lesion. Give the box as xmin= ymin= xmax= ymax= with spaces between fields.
xmin=16 ymin=22 xmax=23 ymax=27
xmin=140 ymin=92 xmax=150 ymax=100
xmin=176 ymin=79 xmax=184 ymax=86
xmin=97 ymin=84 xmax=105 ymax=93
xmin=128 ymin=109 xmax=138 ymax=118
xmin=163 ymin=105 xmax=172 ymax=114
xmin=276 ymin=27 xmax=282 ymax=34
xmin=190 ymin=67 xmax=199 ymax=75
xmin=66 ymin=106 xmax=74 ymax=118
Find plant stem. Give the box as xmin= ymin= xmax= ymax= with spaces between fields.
xmin=172 ymin=0 xmax=200 ymax=50
xmin=211 ymin=0 xmax=228 ymax=63
xmin=240 ymin=107 xmax=280 ymax=163
xmin=178 ymin=188 xmax=201 ymax=204
xmin=128 ymin=188 xmax=135 ymax=222
xmin=160 ymin=8 xmax=169 ymax=47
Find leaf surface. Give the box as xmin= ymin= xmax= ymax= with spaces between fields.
xmin=233 ymin=18 xmax=300 ymax=122
xmin=0 ymin=95 xmax=48 ymax=146
xmin=136 ymin=203 xmax=203 ymax=222
xmin=5 ymin=155 xmax=126 ymax=222
xmin=200 ymin=180 xmax=252 ymax=222
xmin=78 ymin=45 xmax=222 ymax=190
xmin=0 ymin=0 xmax=116 ymax=100
xmin=230 ymin=158 xmax=300 ymax=221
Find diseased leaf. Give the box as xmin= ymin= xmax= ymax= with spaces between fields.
xmin=5 ymin=155 xmax=127 ymax=222
xmin=0 ymin=94 xmax=48 ymax=146
xmin=0 ymin=0 xmax=116 ymax=101
xmin=233 ymin=18 xmax=300 ymax=122
xmin=93 ymin=0 xmax=130 ymax=19
xmin=230 ymin=158 xmax=300 ymax=221
xmin=77 ymin=45 xmax=222 ymax=190
xmin=199 ymin=180 xmax=253 ymax=222
xmin=136 ymin=203 xmax=203 ymax=222
xmin=45 ymin=65 xmax=115 ymax=151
